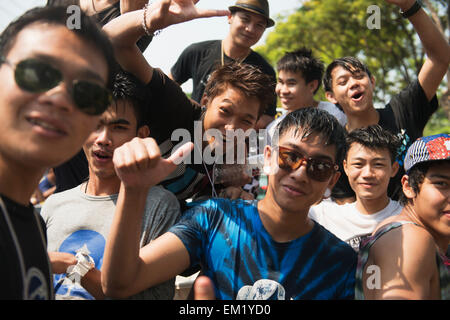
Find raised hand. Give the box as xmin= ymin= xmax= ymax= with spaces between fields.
xmin=145 ymin=0 xmax=230 ymax=33
xmin=113 ymin=137 xmax=193 ymax=190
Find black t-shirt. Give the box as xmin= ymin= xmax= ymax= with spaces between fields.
xmin=0 ymin=195 xmax=53 ymax=299
xmin=53 ymin=150 xmax=88 ymax=193
xmin=47 ymin=0 xmax=151 ymax=193
xmin=144 ymin=69 xmax=211 ymax=204
xmin=170 ymin=40 xmax=277 ymax=117
xmin=332 ymin=79 xmax=439 ymax=201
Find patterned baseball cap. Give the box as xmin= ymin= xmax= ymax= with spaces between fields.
xmin=404 ymin=134 xmax=450 ymax=173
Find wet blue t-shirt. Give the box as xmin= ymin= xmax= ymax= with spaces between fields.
xmin=169 ymin=199 xmax=357 ymax=300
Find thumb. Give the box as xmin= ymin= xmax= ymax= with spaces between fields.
xmin=168 ymin=142 xmax=194 ymax=165
xmin=194 ymin=276 xmax=215 ymax=300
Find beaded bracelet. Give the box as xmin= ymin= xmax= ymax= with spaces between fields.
xmin=142 ymin=3 xmax=162 ymax=37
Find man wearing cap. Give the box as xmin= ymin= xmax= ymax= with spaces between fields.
xmin=169 ymin=0 xmax=277 ymax=130
xmin=355 ymin=134 xmax=449 ymax=300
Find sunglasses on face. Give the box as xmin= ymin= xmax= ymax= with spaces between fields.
xmin=277 ymin=146 xmax=339 ymax=182
xmin=1 ymin=57 xmax=111 ymax=115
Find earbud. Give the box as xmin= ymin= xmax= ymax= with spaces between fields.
xmin=323 ymin=188 xmax=331 ymax=198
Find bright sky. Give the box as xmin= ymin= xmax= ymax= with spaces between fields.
xmin=0 ymin=0 xmax=301 ymax=92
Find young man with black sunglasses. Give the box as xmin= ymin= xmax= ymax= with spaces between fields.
xmin=0 ymin=6 xmax=115 ymax=299
xmin=101 ymin=107 xmax=357 ymax=300
xmin=45 ymin=0 xmax=153 ymax=195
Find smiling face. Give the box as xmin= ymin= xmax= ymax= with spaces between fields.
xmin=265 ymin=128 xmax=340 ymax=214
xmin=276 ymin=70 xmax=317 ymax=111
xmin=325 ymin=66 xmax=375 ymax=116
xmin=202 ymin=85 xmax=261 ymax=151
xmin=404 ymin=162 xmax=450 ymax=244
xmin=344 ymin=143 xmax=398 ymax=203
xmin=228 ymin=10 xmax=267 ymax=49
xmin=0 ymin=23 xmax=108 ymax=169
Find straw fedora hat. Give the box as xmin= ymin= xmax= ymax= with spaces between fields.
xmin=229 ymin=0 xmax=275 ymax=27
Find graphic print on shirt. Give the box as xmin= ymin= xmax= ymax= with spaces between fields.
xmin=54 ymin=230 xmax=105 ymax=300
xmin=237 ymin=279 xmax=286 ymax=300
xmin=25 ymin=267 xmax=49 ymax=300
xmin=346 ymin=233 xmax=372 ymax=252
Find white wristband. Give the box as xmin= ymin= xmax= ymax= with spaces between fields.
xmin=66 ymin=251 xmax=95 ymax=283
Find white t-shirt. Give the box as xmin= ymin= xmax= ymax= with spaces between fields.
xmin=265 ymin=102 xmax=347 ymax=146
xmin=309 ymin=199 xmax=403 ymax=251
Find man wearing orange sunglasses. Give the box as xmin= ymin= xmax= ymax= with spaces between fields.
xmin=102 ymin=107 xmax=357 ymax=300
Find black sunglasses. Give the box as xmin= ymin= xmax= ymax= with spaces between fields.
xmin=277 ymin=146 xmax=338 ymax=182
xmin=1 ymin=57 xmax=111 ymax=115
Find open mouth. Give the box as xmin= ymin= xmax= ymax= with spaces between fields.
xmin=351 ymin=91 xmax=364 ymax=102
xmin=93 ymin=150 xmax=112 ymax=161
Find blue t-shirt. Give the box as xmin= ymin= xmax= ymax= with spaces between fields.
xmin=169 ymin=199 xmax=357 ymax=300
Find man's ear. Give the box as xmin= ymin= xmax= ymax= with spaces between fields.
xmin=401 ymin=175 xmax=416 ymax=200
xmin=328 ymin=170 xmax=341 ymax=191
xmin=370 ymin=75 xmax=376 ymax=88
xmin=227 ymin=12 xmax=233 ymax=24
xmin=137 ymin=125 xmax=150 ymax=138
xmin=263 ymin=145 xmax=272 ymax=166
xmin=263 ymin=145 xmax=278 ymax=175
xmin=343 ymin=159 xmax=349 ymax=176
xmin=325 ymin=90 xmax=338 ymax=104
xmin=391 ymin=161 xmax=399 ymax=178
xmin=308 ymin=80 xmax=319 ymax=95
xmin=200 ymin=94 xmax=209 ymax=108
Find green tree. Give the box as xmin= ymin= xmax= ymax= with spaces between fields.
xmin=257 ymin=0 xmax=449 ymax=132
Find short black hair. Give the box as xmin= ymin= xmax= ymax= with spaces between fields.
xmin=111 ymin=70 xmax=149 ymax=130
xmin=399 ymin=159 xmax=450 ymax=206
xmin=0 ymin=6 xmax=117 ymax=89
xmin=277 ymin=48 xmax=324 ymax=94
xmin=275 ymin=107 xmax=347 ymax=164
xmin=323 ymin=56 xmax=373 ymax=93
xmin=204 ymin=62 xmax=276 ymax=118
xmin=345 ymin=125 xmax=400 ymax=164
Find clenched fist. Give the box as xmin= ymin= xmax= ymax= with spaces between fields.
xmin=113 ymin=137 xmax=193 ymax=190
